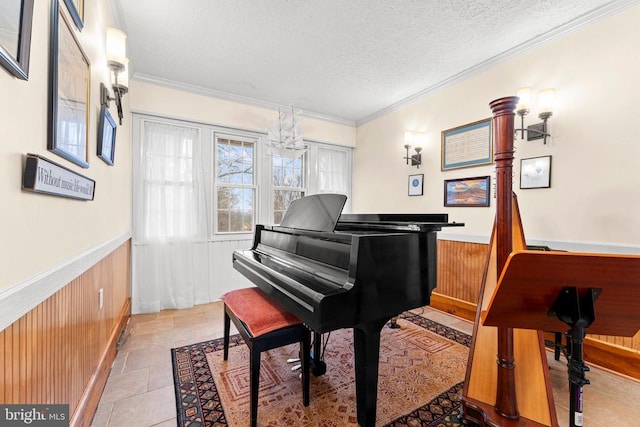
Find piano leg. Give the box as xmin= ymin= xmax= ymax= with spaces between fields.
xmin=353 ymin=317 xmax=392 ymax=427
xmin=311 ymin=331 xmax=327 ymax=376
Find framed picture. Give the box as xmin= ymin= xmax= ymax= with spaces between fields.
xmin=62 ymin=0 xmax=83 ymax=30
xmin=408 ymin=174 xmax=423 ymax=196
xmin=444 ymin=176 xmax=491 ymax=207
xmin=520 ymin=155 xmax=551 ymax=189
xmin=441 ymin=118 xmax=493 ymax=171
xmin=97 ymin=105 xmax=117 ymax=165
xmin=47 ymin=0 xmax=90 ymax=168
xmin=0 ymin=0 xmax=35 ymax=79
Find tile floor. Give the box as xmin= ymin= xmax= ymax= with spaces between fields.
xmin=91 ymin=302 xmax=640 ymax=427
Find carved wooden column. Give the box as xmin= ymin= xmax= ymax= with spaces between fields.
xmin=490 ymin=96 xmax=519 ymax=419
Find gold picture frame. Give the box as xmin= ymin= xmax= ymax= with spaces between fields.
xmin=441 ymin=118 xmax=493 ymax=171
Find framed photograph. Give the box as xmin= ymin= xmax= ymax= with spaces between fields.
xmin=441 ymin=118 xmax=493 ymax=171
xmin=48 ymin=0 xmax=90 ymax=168
xmin=444 ymin=176 xmax=491 ymax=207
xmin=62 ymin=0 xmax=83 ymax=30
xmin=0 ymin=0 xmax=35 ymax=79
xmin=520 ymin=155 xmax=551 ymax=189
xmin=97 ymin=105 xmax=117 ymax=165
xmin=408 ymin=174 xmax=423 ymax=196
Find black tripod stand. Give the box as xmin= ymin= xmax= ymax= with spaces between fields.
xmin=549 ymin=286 xmax=602 ymax=427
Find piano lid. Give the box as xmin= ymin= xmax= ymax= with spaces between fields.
xmin=337 ymin=213 xmax=464 ymax=232
xmin=339 ymin=213 xmax=450 ymax=223
xmin=279 ymin=194 xmax=347 ymax=232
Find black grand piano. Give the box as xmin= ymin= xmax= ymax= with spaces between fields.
xmin=232 ymin=194 xmax=463 ymax=427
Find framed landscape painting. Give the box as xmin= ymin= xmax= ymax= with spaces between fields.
xmin=444 ymin=176 xmax=490 ymax=207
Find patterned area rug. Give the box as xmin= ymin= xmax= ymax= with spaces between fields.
xmin=172 ymin=312 xmax=470 ymax=426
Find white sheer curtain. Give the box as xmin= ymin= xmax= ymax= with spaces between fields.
xmin=317 ymin=147 xmax=349 ymax=194
xmin=132 ymin=120 xmax=211 ymax=313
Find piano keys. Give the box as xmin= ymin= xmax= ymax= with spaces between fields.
xmin=232 ymin=193 xmax=463 ymax=427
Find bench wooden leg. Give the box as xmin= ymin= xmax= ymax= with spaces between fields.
xmin=250 ymin=347 xmax=260 ymax=427
xmin=301 ymin=328 xmax=310 ymax=406
xmin=223 ymin=309 xmax=231 ymax=361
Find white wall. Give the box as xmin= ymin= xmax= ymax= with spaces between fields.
xmin=353 ymin=5 xmax=640 ymax=252
xmin=0 ymin=0 xmax=131 ymax=292
xmin=128 ymin=80 xmax=357 ymax=306
xmin=130 ymin=80 xmax=356 ymax=148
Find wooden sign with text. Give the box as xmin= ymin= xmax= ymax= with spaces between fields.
xmin=22 ymin=153 xmax=95 ymax=201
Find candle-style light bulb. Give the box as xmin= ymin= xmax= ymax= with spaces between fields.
xmin=538 ymin=88 xmax=555 ymax=118
xmin=516 ymin=87 xmax=531 ymax=114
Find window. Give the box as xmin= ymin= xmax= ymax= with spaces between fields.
xmin=215 ymin=134 xmax=256 ymax=233
xmin=137 ymin=120 xmax=203 ymax=242
xmin=316 ymin=146 xmax=349 ymax=194
xmin=271 ymin=154 xmax=306 ymax=223
xmin=307 ymin=144 xmax=352 ymax=212
xmin=134 ymin=113 xmax=352 ymax=240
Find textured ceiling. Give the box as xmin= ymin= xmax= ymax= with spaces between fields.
xmin=112 ymin=0 xmax=635 ymax=124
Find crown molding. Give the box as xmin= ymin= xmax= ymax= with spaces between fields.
xmin=114 ymin=0 xmax=638 ymax=127
xmin=108 ymin=0 xmax=126 ymax=30
xmin=132 ymin=73 xmax=356 ymax=127
xmin=356 ymin=0 xmax=640 ymax=126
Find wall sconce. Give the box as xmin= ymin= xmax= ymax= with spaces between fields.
xmin=101 ymin=27 xmax=129 ymax=125
xmin=403 ymin=130 xmax=424 ymax=168
xmin=515 ymin=87 xmax=555 ymax=144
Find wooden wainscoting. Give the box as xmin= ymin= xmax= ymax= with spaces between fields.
xmin=432 ymin=238 xmax=640 ymax=380
xmin=0 ymin=240 xmax=131 ymax=427
xmin=434 ymin=238 xmax=487 ymax=313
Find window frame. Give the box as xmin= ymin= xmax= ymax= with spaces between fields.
xmin=213 ymin=131 xmax=259 ymax=236
xmin=269 ymin=152 xmax=307 ymax=224
xmin=307 ymin=142 xmax=353 ymax=212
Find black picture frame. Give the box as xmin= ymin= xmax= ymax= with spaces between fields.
xmin=0 ymin=0 xmax=35 ymax=80
xmin=97 ymin=106 xmax=117 ymax=165
xmin=62 ymin=0 xmax=83 ymax=30
xmin=48 ymin=0 xmax=91 ymax=169
xmin=520 ymin=155 xmax=552 ymax=189
xmin=408 ymin=174 xmax=423 ymax=196
xmin=444 ymin=176 xmax=491 ymax=207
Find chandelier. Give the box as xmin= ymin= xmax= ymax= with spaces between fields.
xmin=266 ymin=106 xmax=308 ymax=158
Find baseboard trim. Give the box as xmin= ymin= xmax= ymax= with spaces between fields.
xmin=71 ymin=298 xmax=131 ymax=427
xmin=582 ymin=336 xmax=640 ymax=380
xmin=432 ymin=293 xmax=640 ymax=380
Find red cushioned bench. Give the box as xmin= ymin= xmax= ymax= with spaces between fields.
xmin=221 ymin=287 xmax=310 ymax=427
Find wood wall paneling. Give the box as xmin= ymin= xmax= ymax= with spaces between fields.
xmin=0 ymin=240 xmax=131 ymax=427
xmin=1 ymin=236 xmax=637 ymax=422
xmin=434 ymin=239 xmax=640 ymax=381
xmin=436 ymin=239 xmax=487 ymax=304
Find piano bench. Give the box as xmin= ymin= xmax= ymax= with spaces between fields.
xmin=221 ymin=287 xmax=310 ymax=427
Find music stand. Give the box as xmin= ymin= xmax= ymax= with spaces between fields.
xmin=482 ymin=250 xmax=640 ymax=427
